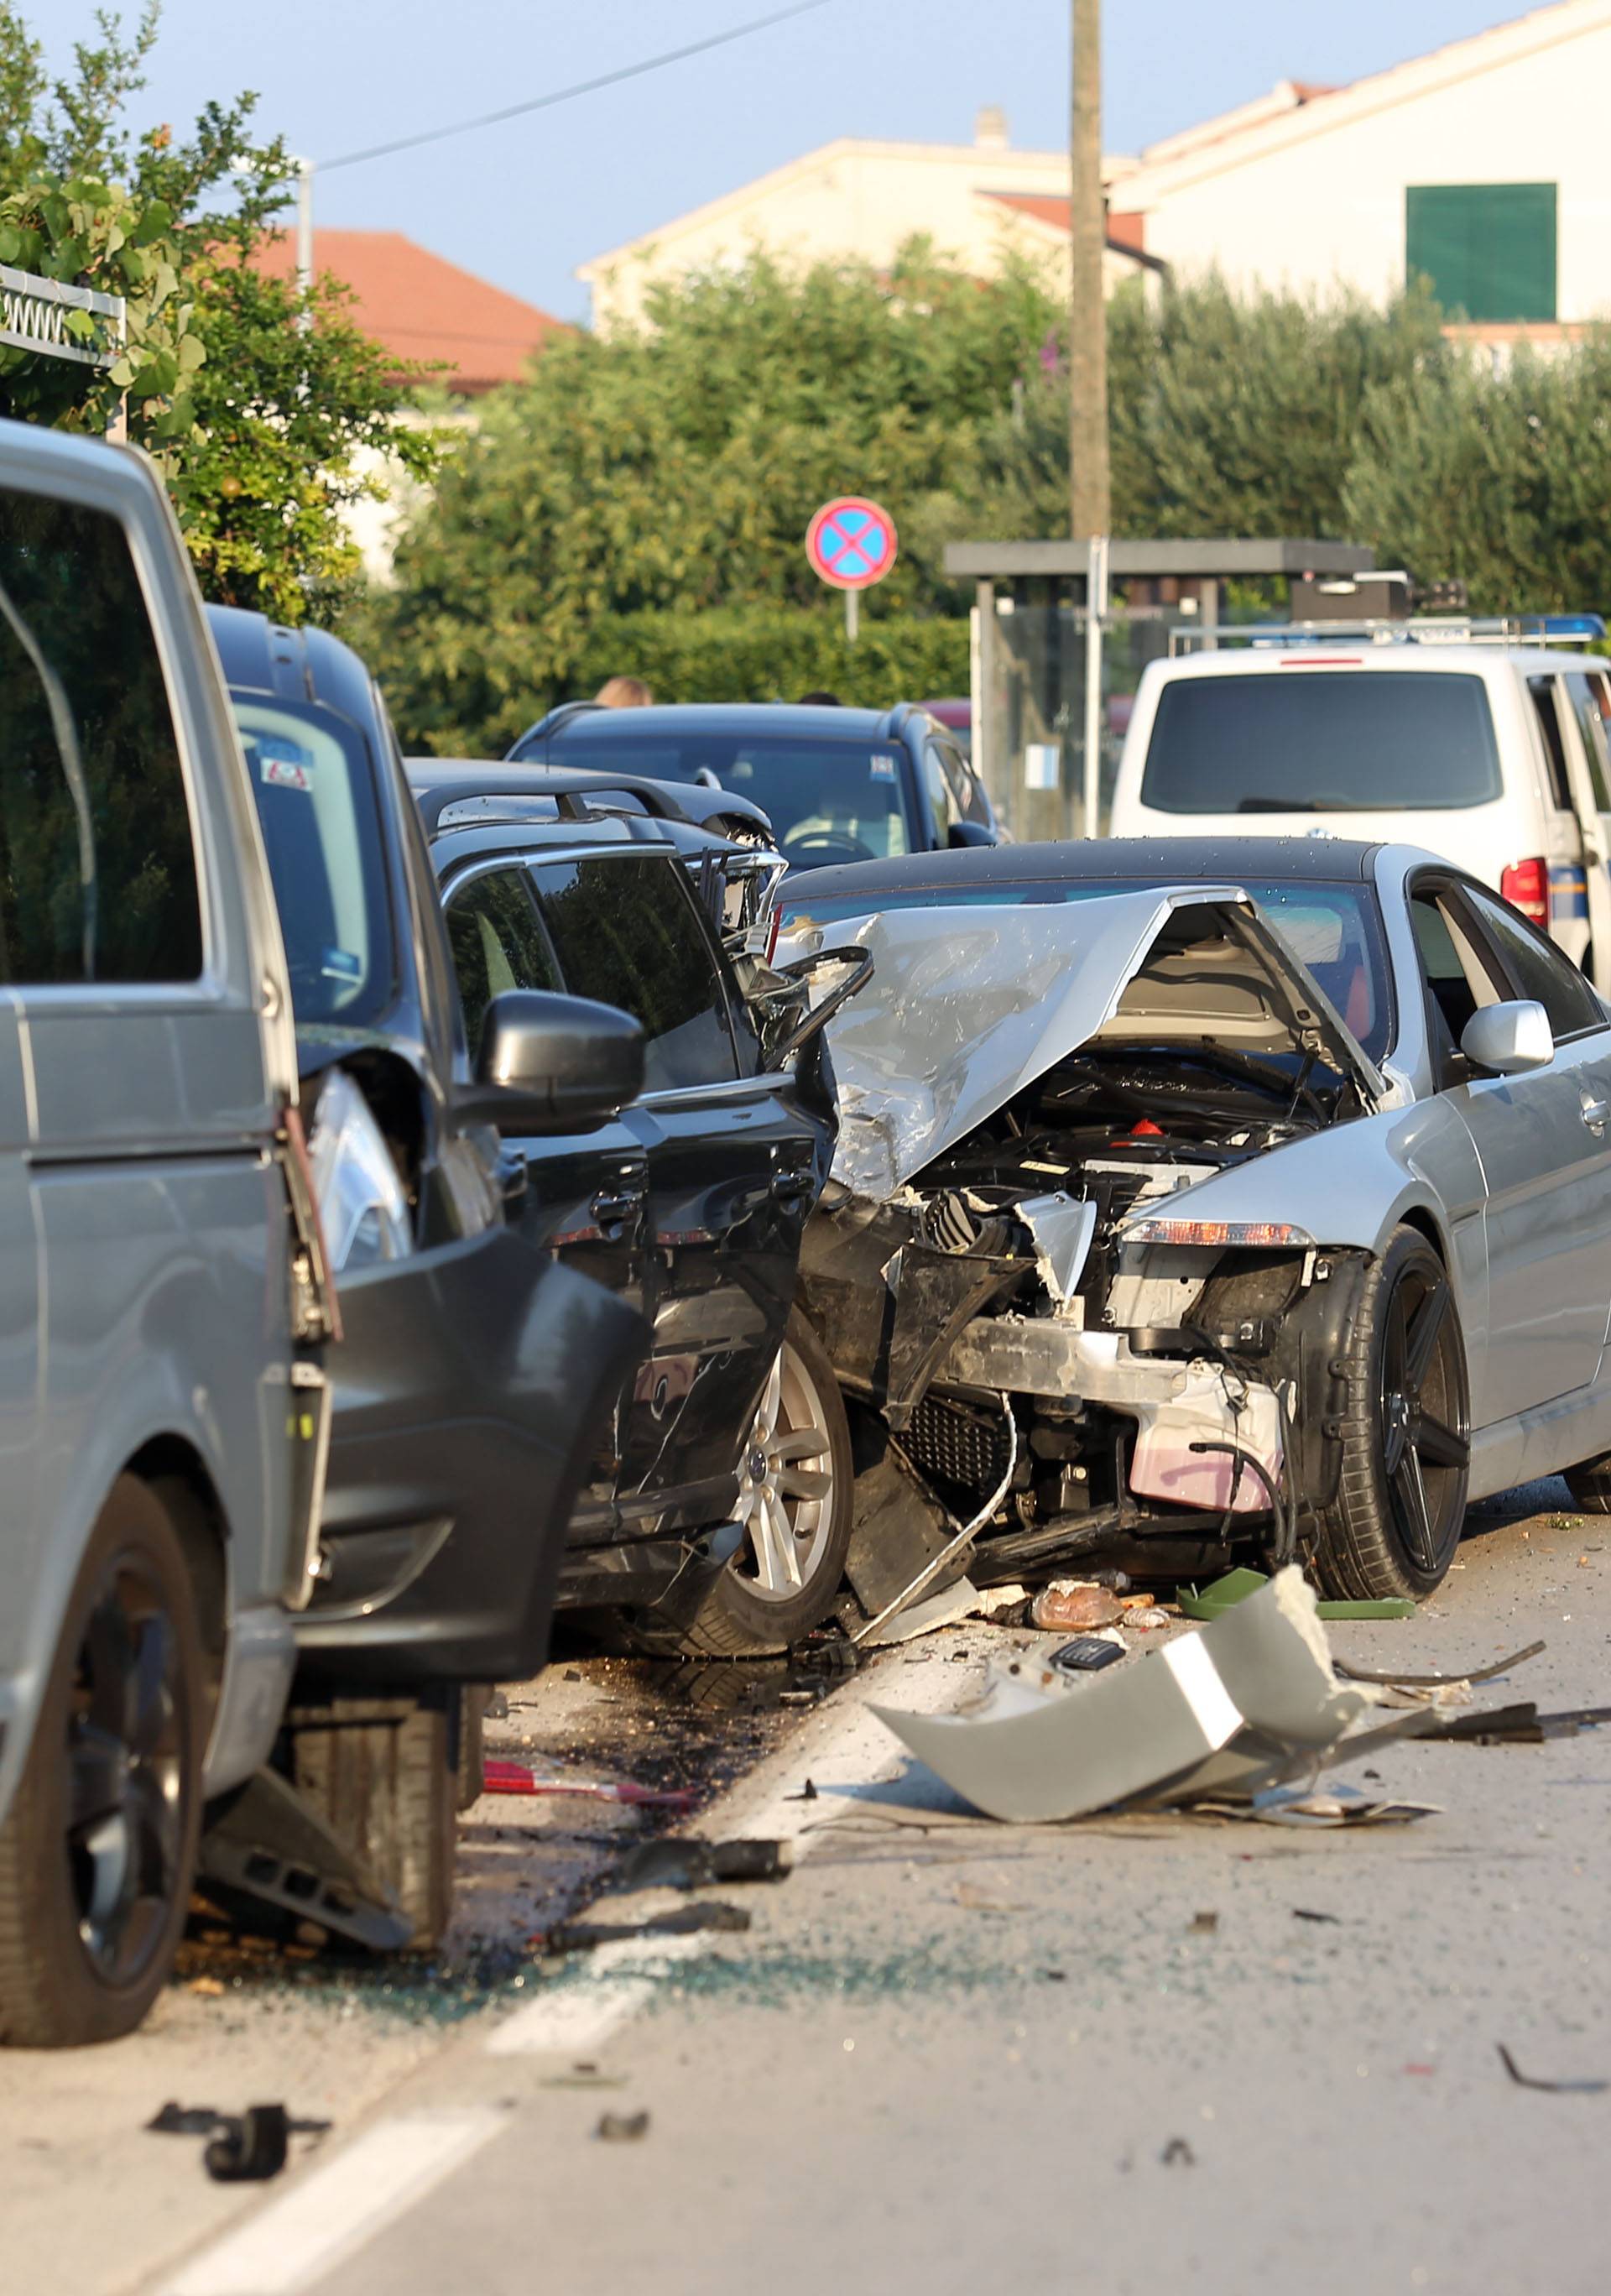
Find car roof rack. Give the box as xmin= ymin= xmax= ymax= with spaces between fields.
xmin=408 ymin=762 xmax=734 ymax=837
xmin=1169 ymin=613 xmax=1606 ymax=655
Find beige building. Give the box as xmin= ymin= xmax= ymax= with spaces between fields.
xmin=577 ymin=109 xmax=1154 ymax=327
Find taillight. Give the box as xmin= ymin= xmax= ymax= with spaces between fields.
xmin=1500 ymin=858 xmax=1550 ymax=924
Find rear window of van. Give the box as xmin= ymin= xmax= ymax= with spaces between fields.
xmin=1139 ymin=671 xmax=1503 ymax=814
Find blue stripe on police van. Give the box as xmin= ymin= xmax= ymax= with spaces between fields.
xmin=1550 ymin=865 xmax=1589 ymax=920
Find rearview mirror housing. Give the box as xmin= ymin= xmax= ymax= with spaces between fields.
xmin=947 ymin=820 xmax=994 ymax=850
xmin=1460 ymin=999 xmax=1554 ymax=1077
xmin=462 ymin=989 xmax=644 ymax=1133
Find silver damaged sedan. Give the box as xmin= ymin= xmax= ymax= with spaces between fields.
xmin=783 ymin=838 xmax=1611 ymax=1602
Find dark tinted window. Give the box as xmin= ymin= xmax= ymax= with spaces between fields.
xmin=233 ymin=697 xmax=393 ymax=1026
xmin=1565 ymin=672 xmax=1611 ymax=812
xmin=446 ymin=867 xmax=561 ymax=1064
xmin=0 ymin=487 xmax=201 ymax=983
xmin=524 ymin=728 xmax=918 ymax=864
xmin=1139 ymin=671 xmax=1503 ymax=814
xmin=1466 ymin=884 xmax=1607 ymax=1039
xmin=1527 ymin=676 xmax=1572 ymax=808
xmin=531 ymin=854 xmax=740 ymax=1090
xmin=783 ymin=874 xmax=1395 ymax=1062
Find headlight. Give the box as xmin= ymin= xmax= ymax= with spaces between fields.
xmin=306 ymin=1069 xmax=413 ymax=1273
xmin=1122 ymin=1217 xmax=1315 ymax=1250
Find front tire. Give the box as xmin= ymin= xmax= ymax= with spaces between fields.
xmin=1312 ymin=1227 xmax=1471 ymax=1602
xmin=0 ymin=1478 xmax=206 ymax=2048
xmin=676 ymin=1309 xmax=853 ymax=1656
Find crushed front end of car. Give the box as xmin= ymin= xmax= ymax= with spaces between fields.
xmin=794 ymin=890 xmax=1387 ymax=1586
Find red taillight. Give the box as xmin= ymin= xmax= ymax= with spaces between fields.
xmin=1501 ymin=857 xmax=1550 ymax=924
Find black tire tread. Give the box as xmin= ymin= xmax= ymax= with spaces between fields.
xmin=0 ymin=1478 xmax=204 ymax=2048
xmin=1311 ymin=1227 xmax=1469 ymax=1603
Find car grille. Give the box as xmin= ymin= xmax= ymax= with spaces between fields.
xmin=900 ymin=1393 xmax=1012 ymax=1498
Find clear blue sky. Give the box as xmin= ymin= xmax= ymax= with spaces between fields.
xmin=37 ymin=0 xmax=1527 ymax=321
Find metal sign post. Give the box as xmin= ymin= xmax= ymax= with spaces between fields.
xmin=1082 ymin=531 xmax=1108 ymax=838
xmin=806 ymin=495 xmax=897 ymax=644
xmin=0 ymin=265 xmax=128 ymax=438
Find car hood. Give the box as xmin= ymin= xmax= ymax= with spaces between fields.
xmin=810 ymin=886 xmax=1383 ymax=1200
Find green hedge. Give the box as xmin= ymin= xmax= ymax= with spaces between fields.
xmin=560 ymin=607 xmax=969 ymax=714
xmin=361 ymin=601 xmax=973 ymax=757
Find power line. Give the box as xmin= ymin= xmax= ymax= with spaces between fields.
xmin=322 ymin=0 xmax=833 ymax=173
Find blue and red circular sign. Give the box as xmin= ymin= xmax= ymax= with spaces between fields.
xmin=806 ymin=495 xmax=898 ymax=591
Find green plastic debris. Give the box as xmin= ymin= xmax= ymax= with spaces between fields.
xmin=1176 ymin=1568 xmax=1415 ymax=1623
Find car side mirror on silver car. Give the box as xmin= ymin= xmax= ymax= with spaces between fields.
xmin=461 ymin=989 xmax=645 ymax=1133
xmin=1460 ymin=999 xmax=1555 ymax=1077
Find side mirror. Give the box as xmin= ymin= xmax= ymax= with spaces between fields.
xmin=947 ymin=820 xmax=995 ymax=850
xmin=1460 ymin=999 xmax=1554 ymax=1077
xmin=463 ymin=989 xmax=644 ymax=1133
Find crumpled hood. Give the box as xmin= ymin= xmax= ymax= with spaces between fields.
xmin=810 ymin=886 xmax=1381 ymax=1200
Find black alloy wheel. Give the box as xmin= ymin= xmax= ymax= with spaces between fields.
xmin=1314 ymin=1227 xmax=1471 ymax=1603
xmin=0 ymin=1478 xmax=205 ymax=2048
xmin=1378 ymin=1255 xmax=1470 ymax=1577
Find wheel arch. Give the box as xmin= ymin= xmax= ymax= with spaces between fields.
xmin=123 ymin=1437 xmax=230 ymax=1735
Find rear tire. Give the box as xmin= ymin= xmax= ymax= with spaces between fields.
xmin=675 ymin=1310 xmax=853 ymax=1656
xmin=1563 ymin=1457 xmax=1611 ymax=1513
xmin=288 ymin=1696 xmax=457 ymax=1949
xmin=1311 ymin=1227 xmax=1471 ymax=1602
xmin=0 ymin=1478 xmax=206 ymax=2048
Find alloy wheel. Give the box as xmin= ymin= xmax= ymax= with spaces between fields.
xmin=1379 ymin=1260 xmax=1470 ymax=1575
xmin=732 ymin=1341 xmax=838 ymax=1602
xmin=65 ymin=1558 xmax=186 ymax=1989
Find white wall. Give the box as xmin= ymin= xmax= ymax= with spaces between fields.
xmin=1129 ymin=13 xmax=1611 ymax=320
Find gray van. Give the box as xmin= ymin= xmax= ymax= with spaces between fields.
xmin=0 ymin=423 xmax=329 ymax=2047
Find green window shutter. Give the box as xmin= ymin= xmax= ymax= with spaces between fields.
xmin=1405 ymin=183 xmax=1556 ymax=322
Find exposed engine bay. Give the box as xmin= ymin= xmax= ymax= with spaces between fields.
xmin=793 ymin=890 xmax=1384 ymax=1585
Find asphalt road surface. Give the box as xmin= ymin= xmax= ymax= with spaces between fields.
xmin=3 ymin=1483 xmax=1607 ymax=2296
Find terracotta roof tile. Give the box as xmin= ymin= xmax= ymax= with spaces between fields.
xmin=250 ymin=229 xmax=570 ymax=394
xmin=983 ymin=192 xmax=1148 ymax=255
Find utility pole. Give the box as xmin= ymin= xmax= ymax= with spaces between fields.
xmin=1069 ymin=0 xmax=1109 ymax=837
xmin=1068 ymin=0 xmax=1109 ymax=538
xmin=295 ymin=157 xmax=315 ymax=333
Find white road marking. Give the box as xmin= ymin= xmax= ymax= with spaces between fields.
xmin=160 ymin=2110 xmax=508 ymax=2296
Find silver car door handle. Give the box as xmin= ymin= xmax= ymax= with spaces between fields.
xmin=1581 ymin=1098 xmax=1609 ymax=1128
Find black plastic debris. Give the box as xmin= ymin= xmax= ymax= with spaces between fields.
xmin=1047 ymin=1636 xmax=1125 ymax=1677
xmin=1333 ymin=1640 xmax=1546 ymax=1689
xmin=596 ymin=2111 xmax=651 ymax=2142
xmin=608 ymin=1838 xmax=792 ymax=1895
xmin=1188 ymin=1911 xmax=1219 ymax=1934
xmin=1293 ymin=1908 xmax=1342 ymax=1925
xmin=1497 ymin=2043 xmax=1609 ymax=2095
xmin=785 ymin=1779 xmax=818 ymax=1803
xmin=1160 ymin=2137 xmax=1197 ymax=2166
xmin=206 ymin=2106 xmax=293 ymax=2183
xmin=1424 ymin=1702 xmax=1611 ymax=1745
xmin=548 ymin=1902 xmax=752 ymax=1954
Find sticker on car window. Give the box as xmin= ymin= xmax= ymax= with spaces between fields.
xmin=869 ymin=752 xmax=898 ymax=780
xmin=321 ymin=947 xmax=362 ymax=982
xmin=258 ymin=734 xmax=314 ymax=791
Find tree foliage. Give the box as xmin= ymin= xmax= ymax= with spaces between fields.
xmin=361 ymin=244 xmax=1059 ymax=751
xmin=0 ymin=3 xmax=438 ymax=617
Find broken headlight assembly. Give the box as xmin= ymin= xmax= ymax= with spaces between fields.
xmin=306 ymin=1068 xmax=414 ymax=1273
xmin=1121 ymin=1216 xmax=1316 ymax=1250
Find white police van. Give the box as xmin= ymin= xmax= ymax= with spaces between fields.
xmin=1109 ymin=624 xmax=1611 ymax=987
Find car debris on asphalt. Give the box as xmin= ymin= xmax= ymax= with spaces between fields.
xmin=147 ymin=2101 xmax=331 ymax=2182
xmin=546 ymin=1902 xmax=753 ymax=1954
xmin=605 ymin=1838 xmax=794 ymax=1892
xmin=870 ymin=1565 xmax=1441 ymax=1824
xmin=1496 ymin=2044 xmax=1609 ymax=2096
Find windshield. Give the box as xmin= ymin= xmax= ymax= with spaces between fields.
xmin=782 ymin=874 xmax=1394 ymax=1064
xmin=1139 ymin=671 xmax=1503 ymax=814
xmin=232 ymin=695 xmax=394 ymax=1027
xmin=524 ymin=728 xmax=918 ymax=864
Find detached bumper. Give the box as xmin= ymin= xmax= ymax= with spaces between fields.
xmin=295 ymin=1233 xmax=646 ymax=1685
xmin=941 ymin=1317 xmax=1284 ymax=1516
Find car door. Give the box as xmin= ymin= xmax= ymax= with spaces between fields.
xmin=529 ymin=848 xmax=827 ymax=1530
xmin=1410 ymin=877 xmax=1611 ymax=1417
xmin=1561 ymin=670 xmax=1611 ymax=989
xmin=441 ymin=858 xmax=649 ymax=1527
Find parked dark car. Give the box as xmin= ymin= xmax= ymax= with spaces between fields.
xmin=209 ymin=610 xmax=648 ymax=1940
xmin=505 ymin=702 xmax=998 ymax=870
xmin=407 ymin=760 xmax=855 ymax=1653
xmin=405 ymin=755 xmax=776 ymax=850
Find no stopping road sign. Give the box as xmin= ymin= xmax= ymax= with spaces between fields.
xmin=806 ymin=496 xmax=898 ymax=591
